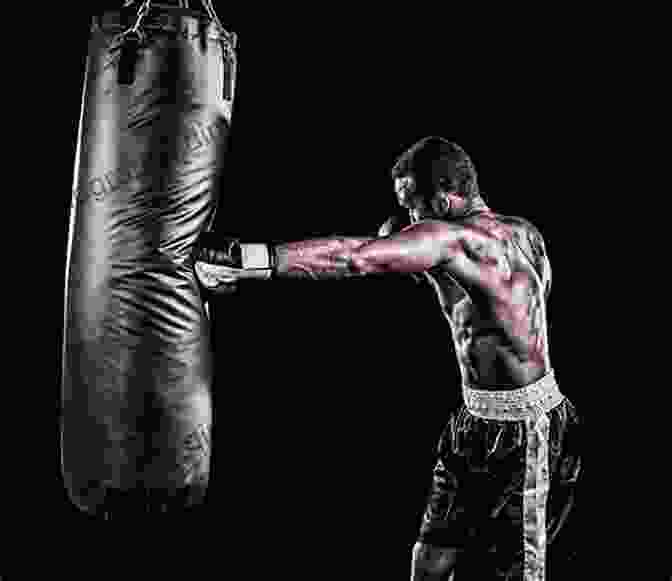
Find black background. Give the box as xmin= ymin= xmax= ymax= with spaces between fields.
xmin=21 ymin=1 xmax=658 ymax=578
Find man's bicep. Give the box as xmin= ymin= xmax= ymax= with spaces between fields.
xmin=357 ymin=221 xmax=463 ymax=274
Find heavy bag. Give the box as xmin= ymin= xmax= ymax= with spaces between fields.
xmin=61 ymin=2 xmax=237 ymax=514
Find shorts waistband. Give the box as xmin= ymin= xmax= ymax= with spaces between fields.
xmin=462 ymin=369 xmax=564 ymax=421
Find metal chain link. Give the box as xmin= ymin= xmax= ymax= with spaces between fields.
xmin=117 ymin=0 xmax=152 ymax=42
xmin=118 ymin=0 xmax=237 ymax=101
xmin=120 ymin=1 xmax=235 ymax=47
xmin=129 ymin=0 xmax=152 ymax=38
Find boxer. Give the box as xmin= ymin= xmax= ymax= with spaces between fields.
xmin=194 ymin=137 xmax=581 ymax=580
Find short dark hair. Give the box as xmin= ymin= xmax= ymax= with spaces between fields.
xmin=390 ymin=136 xmax=479 ymax=198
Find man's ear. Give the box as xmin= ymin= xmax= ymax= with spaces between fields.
xmin=436 ymin=179 xmax=453 ymax=197
xmin=436 ymin=190 xmax=451 ymax=213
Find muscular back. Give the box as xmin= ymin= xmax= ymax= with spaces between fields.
xmin=425 ymin=213 xmax=552 ymax=390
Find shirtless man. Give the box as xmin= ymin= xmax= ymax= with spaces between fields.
xmin=193 ymin=137 xmax=581 ymax=580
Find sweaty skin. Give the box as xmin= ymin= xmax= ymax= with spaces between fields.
xmin=274 ymin=212 xmax=552 ymax=390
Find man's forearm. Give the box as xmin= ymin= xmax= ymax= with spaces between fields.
xmin=274 ymin=237 xmax=376 ymax=280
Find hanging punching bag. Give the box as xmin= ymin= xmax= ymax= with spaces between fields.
xmin=61 ymin=0 xmax=237 ymax=516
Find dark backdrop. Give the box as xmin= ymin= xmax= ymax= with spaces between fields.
xmin=30 ymin=2 xmax=656 ymax=579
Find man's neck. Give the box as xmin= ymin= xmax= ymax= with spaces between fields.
xmin=408 ymin=197 xmax=492 ymax=223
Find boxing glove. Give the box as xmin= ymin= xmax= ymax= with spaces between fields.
xmin=193 ymin=232 xmax=276 ymax=291
xmin=377 ymin=212 xmax=413 ymax=238
xmin=376 ymin=213 xmax=423 ymax=284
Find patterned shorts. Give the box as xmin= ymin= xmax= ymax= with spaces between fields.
xmin=417 ymin=370 xmax=581 ymax=580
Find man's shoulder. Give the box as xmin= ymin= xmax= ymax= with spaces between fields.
xmin=474 ymin=213 xmax=546 ymax=245
xmin=414 ymin=215 xmax=545 ymax=247
xmin=480 ymin=212 xmax=540 ymax=231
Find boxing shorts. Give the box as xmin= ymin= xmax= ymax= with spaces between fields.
xmin=417 ymin=369 xmax=581 ymax=580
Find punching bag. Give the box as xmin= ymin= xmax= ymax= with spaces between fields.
xmin=61 ymin=0 xmax=237 ymax=515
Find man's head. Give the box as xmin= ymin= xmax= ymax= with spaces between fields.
xmin=391 ymin=137 xmax=485 ymax=221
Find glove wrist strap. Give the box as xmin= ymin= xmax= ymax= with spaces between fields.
xmin=240 ymin=243 xmax=276 ymax=279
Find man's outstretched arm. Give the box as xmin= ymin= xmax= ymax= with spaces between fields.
xmin=275 ymin=223 xmax=452 ymax=279
xmin=193 ymin=221 xmax=467 ymax=288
